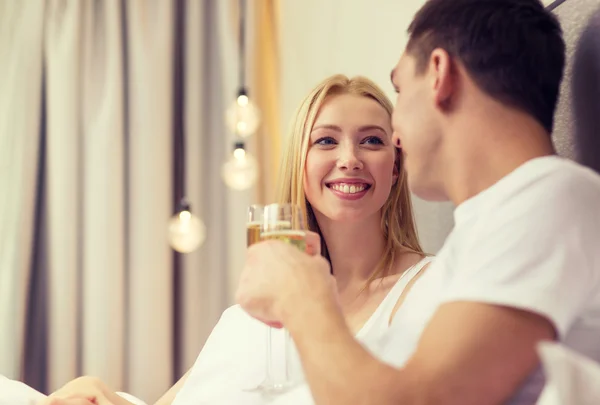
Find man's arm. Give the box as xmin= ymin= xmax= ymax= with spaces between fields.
xmin=237 ymin=238 xmax=560 ymax=405
xmin=287 ymin=298 xmax=554 ymax=405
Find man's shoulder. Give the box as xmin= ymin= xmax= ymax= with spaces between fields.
xmin=540 ymin=157 xmax=600 ymax=191
xmin=495 ymin=157 xmax=600 ymax=214
xmin=449 ymin=157 xmax=600 ymax=252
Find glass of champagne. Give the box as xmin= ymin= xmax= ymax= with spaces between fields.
xmin=246 ymin=203 xmax=306 ymax=395
xmin=247 ymin=204 xmax=263 ymax=247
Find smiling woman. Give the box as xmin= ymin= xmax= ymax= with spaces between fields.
xmin=201 ymin=74 xmax=430 ymax=404
xmin=276 ymin=75 xmax=424 ymax=286
xmin=167 ymin=75 xmax=432 ymax=404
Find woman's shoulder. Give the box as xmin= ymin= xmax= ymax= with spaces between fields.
xmin=414 ymin=254 xmax=435 ymax=269
xmin=221 ymin=303 xmax=244 ymax=318
xmin=397 ymin=251 xmax=435 ymax=274
xmin=219 ymin=304 xmax=250 ymax=323
xmin=219 ymin=304 xmax=267 ymax=329
xmin=376 ymin=254 xmax=434 ymax=292
xmin=195 ymin=305 xmax=267 ymax=360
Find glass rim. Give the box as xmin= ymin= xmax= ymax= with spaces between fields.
xmin=261 ymin=203 xmax=304 ymax=231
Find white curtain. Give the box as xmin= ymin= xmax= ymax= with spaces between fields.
xmin=44 ymin=0 xmax=86 ymax=390
xmin=0 ymin=0 xmax=250 ymax=402
xmin=79 ymin=0 xmax=126 ymax=390
xmin=0 ymin=0 xmax=46 ymax=383
xmin=123 ymin=0 xmax=174 ymax=397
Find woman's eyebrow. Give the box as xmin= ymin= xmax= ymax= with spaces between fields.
xmin=357 ymin=125 xmax=386 ymax=133
xmin=312 ymin=124 xmax=342 ymax=132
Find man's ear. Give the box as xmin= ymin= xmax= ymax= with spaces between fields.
xmin=429 ymin=48 xmax=455 ymax=110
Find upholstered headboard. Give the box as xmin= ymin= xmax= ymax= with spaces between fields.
xmin=549 ymin=0 xmax=600 ymax=174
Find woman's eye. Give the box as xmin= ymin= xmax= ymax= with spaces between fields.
xmin=315 ymin=137 xmax=337 ymax=146
xmin=362 ymin=136 xmax=385 ymax=145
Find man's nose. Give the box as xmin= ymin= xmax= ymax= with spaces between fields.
xmin=392 ymin=131 xmax=401 ymax=149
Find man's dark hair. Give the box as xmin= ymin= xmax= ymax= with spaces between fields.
xmin=407 ymin=0 xmax=565 ymax=133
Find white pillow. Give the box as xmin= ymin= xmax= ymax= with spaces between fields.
xmin=0 ymin=375 xmax=147 ymax=405
xmin=536 ymin=341 xmax=600 ymax=405
xmin=116 ymin=392 xmax=148 ymax=405
xmin=0 ymin=375 xmax=45 ymax=405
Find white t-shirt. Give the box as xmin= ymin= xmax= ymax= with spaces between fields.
xmin=377 ymin=156 xmax=600 ymax=404
xmin=171 ymin=257 xmax=434 ymax=405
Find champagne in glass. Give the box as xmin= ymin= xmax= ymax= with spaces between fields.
xmin=245 ymin=203 xmax=306 ymax=396
xmin=247 ymin=222 xmax=262 ymax=247
xmin=247 ymin=205 xmax=263 ymax=247
xmin=260 ymin=229 xmax=306 ymax=251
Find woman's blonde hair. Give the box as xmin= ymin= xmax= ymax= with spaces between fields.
xmin=276 ymin=74 xmax=424 ymax=283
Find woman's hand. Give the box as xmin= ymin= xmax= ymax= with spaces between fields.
xmin=38 ymin=376 xmax=133 ymax=405
xmin=39 ymin=398 xmax=96 ymax=405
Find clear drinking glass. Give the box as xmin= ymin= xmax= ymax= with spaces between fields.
xmin=247 ymin=204 xmax=264 ymax=247
xmin=245 ymin=203 xmax=306 ymax=395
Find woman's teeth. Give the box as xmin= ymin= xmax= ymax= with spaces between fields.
xmin=330 ymin=183 xmax=367 ymax=194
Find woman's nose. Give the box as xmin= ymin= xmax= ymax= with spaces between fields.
xmin=337 ymin=146 xmax=363 ymax=171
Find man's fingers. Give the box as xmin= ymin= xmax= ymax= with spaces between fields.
xmin=265 ymin=320 xmax=284 ymax=329
xmin=304 ymin=231 xmax=321 ymax=256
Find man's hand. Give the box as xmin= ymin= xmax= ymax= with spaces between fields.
xmin=303 ymin=230 xmax=322 ymax=256
xmin=236 ymin=230 xmax=337 ymax=329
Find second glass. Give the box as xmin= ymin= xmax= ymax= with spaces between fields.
xmin=247 ymin=204 xmax=263 ymax=247
xmin=245 ymin=203 xmax=306 ymax=395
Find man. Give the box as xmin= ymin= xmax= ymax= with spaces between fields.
xmin=236 ymin=1 xmax=600 ymax=404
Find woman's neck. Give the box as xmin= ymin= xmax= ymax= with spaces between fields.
xmin=316 ymin=213 xmax=387 ymax=294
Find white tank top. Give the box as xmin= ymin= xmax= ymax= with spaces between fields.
xmin=172 ymin=256 xmax=434 ymax=405
xmin=355 ymin=256 xmax=434 ymax=353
